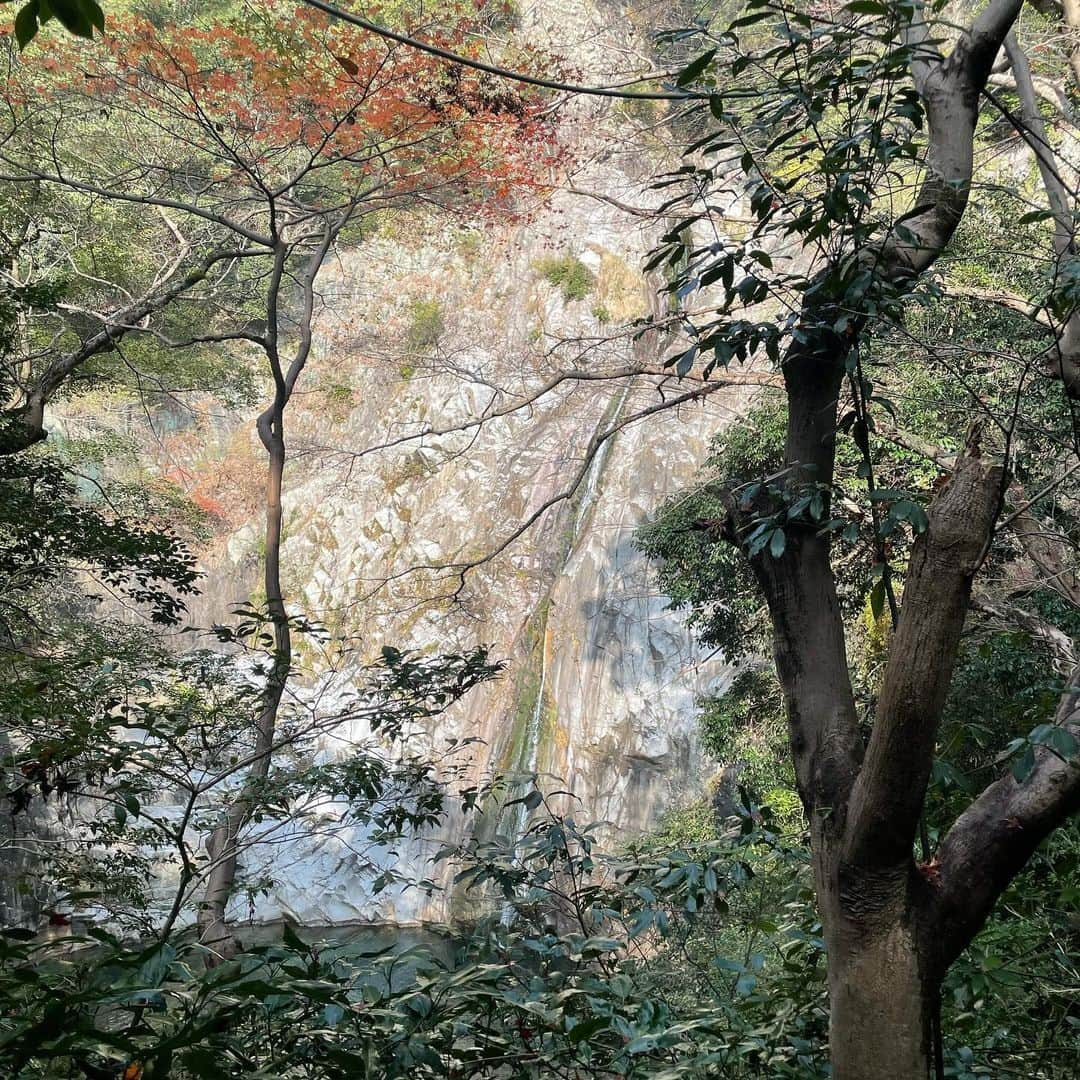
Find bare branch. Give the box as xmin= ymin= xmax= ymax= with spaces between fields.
xmin=300 ymin=366 xmax=780 ymax=466
xmin=971 ymin=595 xmax=1077 ymax=672
xmin=1003 ymin=34 xmax=1074 ymax=256
xmin=1009 ymin=505 xmax=1080 ymax=607
xmin=987 ymin=71 xmax=1073 ymax=120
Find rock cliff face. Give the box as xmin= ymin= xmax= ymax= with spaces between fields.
xmin=152 ymin=0 xmax=754 ymax=926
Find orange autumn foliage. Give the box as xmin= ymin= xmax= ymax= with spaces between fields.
xmin=10 ymin=0 xmax=565 ymax=218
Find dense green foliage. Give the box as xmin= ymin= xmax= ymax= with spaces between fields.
xmin=638 ymin=397 xmax=1080 ymax=1075
xmin=0 ymin=796 xmax=824 ymax=1078
xmin=4 ymin=776 xmax=1075 ymax=1078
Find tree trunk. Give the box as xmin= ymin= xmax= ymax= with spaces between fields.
xmin=194 ymin=231 xmax=333 ymax=962
xmin=827 ymin=917 xmax=934 ymax=1080
xmin=197 ymin=410 xmax=289 ymax=962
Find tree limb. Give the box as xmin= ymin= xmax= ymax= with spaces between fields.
xmin=0 ymin=246 xmax=261 ymax=455
xmin=931 ymin=665 xmax=1080 ymax=969
xmin=1062 ymin=0 xmax=1080 ymax=90
xmin=845 ymin=427 xmax=1006 ymax=870
xmin=1003 ymin=34 xmax=1074 ymax=257
xmin=883 ymin=0 xmax=1024 ymax=279
xmin=1009 ymin=505 xmax=1080 ymax=607
xmin=987 ymin=71 xmax=1073 ymax=120
xmin=971 ymin=594 xmax=1077 ymax=672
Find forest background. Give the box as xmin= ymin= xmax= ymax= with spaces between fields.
xmin=0 ymin=0 xmax=1078 ymax=1078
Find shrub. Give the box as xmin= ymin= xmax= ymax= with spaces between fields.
xmin=406 ymin=298 xmax=445 ymax=352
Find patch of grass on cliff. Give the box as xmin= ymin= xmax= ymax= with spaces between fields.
xmin=535 ymin=253 xmax=594 ymax=302
xmin=406 ymin=298 xmax=445 ymax=352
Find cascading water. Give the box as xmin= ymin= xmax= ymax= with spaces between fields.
xmin=499 ymin=383 xmax=633 ymax=925
xmin=499 ymin=618 xmax=551 ymax=927
xmin=57 ymin=0 xmax=744 ymax=931
xmin=573 ymin=381 xmax=633 ymax=538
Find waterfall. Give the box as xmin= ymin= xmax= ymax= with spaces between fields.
xmin=500 ymin=384 xmax=633 ymax=925
xmin=572 ymin=381 xmax=633 ymax=538
xmin=499 ymin=618 xmax=551 ymax=927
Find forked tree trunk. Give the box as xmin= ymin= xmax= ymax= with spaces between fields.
xmin=715 ymin=7 xmax=1051 ymax=1074
xmin=196 ymin=230 xmax=335 ymax=961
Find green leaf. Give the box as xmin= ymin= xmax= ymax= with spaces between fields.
xmin=869 ymin=579 xmax=886 ymax=621
xmin=85 ymin=0 xmax=104 ymax=32
xmin=908 ymin=504 xmax=929 ymax=533
xmin=729 ymin=9 xmax=775 ymax=29
xmin=137 ymin=943 xmax=176 ymax=987
xmin=869 ymin=394 xmax=898 ymax=420
xmin=48 ymin=0 xmax=95 ymax=37
xmin=567 ymin=1016 xmax=608 ymax=1043
xmin=675 ymin=345 xmax=697 ymax=378
xmin=1012 ymin=745 xmax=1036 ymax=783
xmin=676 ymin=48 xmax=717 ymax=87
xmin=14 ymin=0 xmax=40 ymax=49
xmin=1032 ymin=724 xmax=1079 ymax=760
xmin=768 ymin=528 xmax=786 ymax=558
xmin=0 ymin=927 xmax=37 ymax=941
xmin=281 ymin=921 xmax=309 ymax=953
